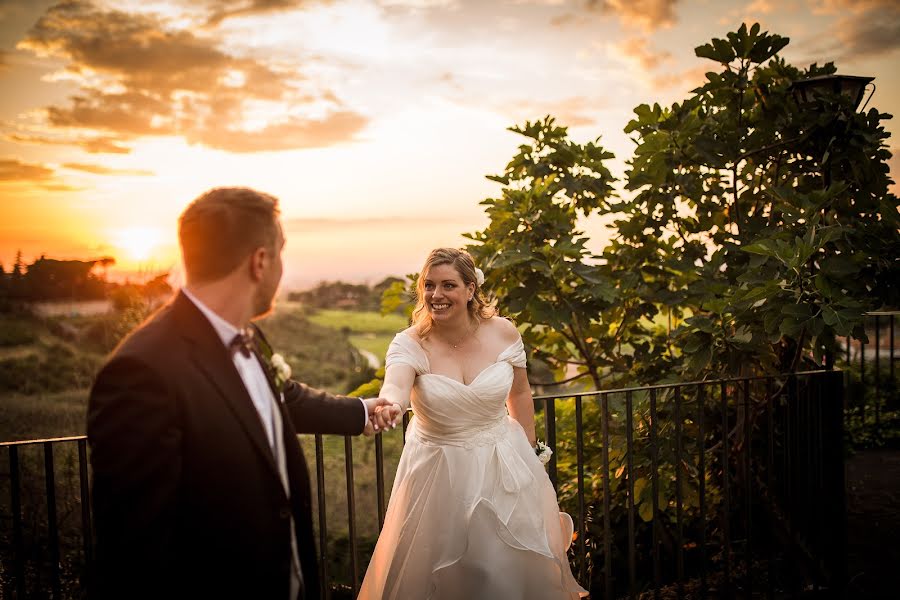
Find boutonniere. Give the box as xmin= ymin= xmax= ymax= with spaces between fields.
xmin=254 ymin=330 xmax=292 ymax=389
xmin=269 ymin=353 xmax=292 ymax=388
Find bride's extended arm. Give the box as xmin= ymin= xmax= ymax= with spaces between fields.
xmin=373 ymin=363 xmax=415 ymax=430
xmin=507 ymin=367 xmax=537 ymax=446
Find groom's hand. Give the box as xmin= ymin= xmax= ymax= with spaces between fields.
xmin=372 ymin=402 xmax=403 ymax=432
xmin=362 ymin=397 xmax=393 ymax=436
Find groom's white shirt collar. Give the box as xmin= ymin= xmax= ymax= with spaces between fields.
xmin=181 ymin=287 xmax=280 ymax=450
xmin=180 ymin=287 xmax=370 ymax=429
xmin=180 ymin=287 xmax=241 ymax=348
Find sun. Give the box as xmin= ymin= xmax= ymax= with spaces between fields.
xmin=112 ymin=227 xmax=164 ymax=262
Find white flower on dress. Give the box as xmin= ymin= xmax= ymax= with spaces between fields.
xmin=270 ymin=353 xmax=292 ymax=388
xmin=534 ymin=440 xmax=553 ymax=465
xmin=474 ymin=267 xmax=485 ymax=287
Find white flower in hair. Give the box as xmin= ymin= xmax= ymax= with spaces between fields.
xmin=474 ymin=267 xmax=485 ymax=287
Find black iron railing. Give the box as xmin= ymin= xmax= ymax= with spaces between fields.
xmin=843 ymin=311 xmax=899 ymax=434
xmin=2 ymin=369 xmax=852 ymax=599
xmin=1 ymin=436 xmax=93 ymax=599
xmin=534 ymin=370 xmax=847 ymax=598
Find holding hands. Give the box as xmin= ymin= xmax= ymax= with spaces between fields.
xmin=371 ymin=402 xmax=403 ymax=433
xmin=361 ymin=397 xmax=404 ymax=436
xmin=360 ymin=355 xmax=413 ymax=436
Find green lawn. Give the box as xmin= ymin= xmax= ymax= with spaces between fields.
xmin=307 ymin=309 xmax=407 ymax=335
xmin=0 ymin=389 xmax=89 ymax=441
xmin=348 ymin=333 xmax=395 ymax=363
xmin=303 ymin=309 xmax=407 ymax=368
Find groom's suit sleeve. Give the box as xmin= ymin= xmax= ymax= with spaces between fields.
xmin=282 ymin=380 xmax=366 ymax=435
xmin=87 ymin=354 xmax=181 ymax=596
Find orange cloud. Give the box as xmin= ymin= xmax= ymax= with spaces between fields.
xmin=6 ymin=133 xmax=133 ymax=154
xmin=15 ymin=0 xmax=367 ymax=153
xmin=747 ymin=0 xmax=775 ymax=13
xmin=0 ymin=158 xmax=54 ymax=181
xmin=811 ymin=0 xmax=899 ymax=15
xmin=607 ymin=36 xmax=702 ymax=92
xmin=507 ymin=96 xmax=605 ymax=128
xmin=62 ymin=163 xmax=154 ymax=176
xmin=81 ymin=137 xmax=132 ymax=154
xmin=37 ymin=182 xmax=85 ymax=192
xmin=0 ymin=157 xmax=88 ymax=191
xmin=614 ymin=36 xmax=673 ymax=71
xmin=652 ymin=65 xmax=709 ymax=93
xmin=550 ymin=13 xmax=578 ymax=27
xmin=803 ymin=0 xmax=900 ymax=60
xmin=205 ymin=0 xmax=319 ymax=26
xmin=189 ymin=110 xmax=368 ymax=153
xmin=588 ymin=0 xmax=679 ymax=31
xmin=44 ymin=91 xmax=171 ymax=136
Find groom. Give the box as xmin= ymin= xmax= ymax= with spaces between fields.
xmin=87 ymin=187 xmax=389 ymax=599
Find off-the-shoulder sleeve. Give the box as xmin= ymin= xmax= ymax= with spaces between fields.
xmin=385 ymin=333 xmax=429 ymax=374
xmin=498 ymin=337 xmax=527 ymax=369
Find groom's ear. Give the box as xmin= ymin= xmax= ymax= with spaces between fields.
xmin=248 ymin=246 xmax=267 ymax=282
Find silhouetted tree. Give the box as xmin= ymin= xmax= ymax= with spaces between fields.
xmin=290 ymin=281 xmax=375 ymax=310
xmin=8 ymin=251 xmax=26 ymax=299
xmin=23 ymin=257 xmax=107 ymax=300
xmin=142 ymin=273 xmax=173 ymax=302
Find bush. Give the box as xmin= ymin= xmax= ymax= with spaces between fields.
xmin=0 ymin=318 xmax=36 ymax=347
xmin=844 ymin=363 xmax=900 ymax=449
xmin=0 ymin=343 xmax=101 ymax=395
xmin=257 ymin=307 xmax=376 ymax=394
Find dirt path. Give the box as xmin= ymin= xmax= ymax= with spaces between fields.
xmin=845 ymin=447 xmax=900 ymax=598
xmin=358 ymin=348 xmax=380 ymax=369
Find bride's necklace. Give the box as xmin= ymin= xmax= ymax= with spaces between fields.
xmin=440 ymin=323 xmax=473 ymax=350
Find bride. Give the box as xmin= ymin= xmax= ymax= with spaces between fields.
xmin=358 ymin=248 xmax=588 ymax=599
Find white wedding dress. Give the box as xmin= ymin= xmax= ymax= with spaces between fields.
xmin=358 ymin=333 xmax=588 ymax=599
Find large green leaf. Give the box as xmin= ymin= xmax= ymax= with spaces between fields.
xmin=820 ymin=255 xmax=858 ymax=277
xmin=638 ymin=499 xmax=655 ymax=523
xmin=695 ymin=37 xmax=736 ymax=64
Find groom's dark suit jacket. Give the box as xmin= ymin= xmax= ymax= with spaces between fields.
xmin=87 ymin=291 xmax=365 ymax=599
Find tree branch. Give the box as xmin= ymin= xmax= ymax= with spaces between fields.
xmin=528 ymin=372 xmax=590 ymax=387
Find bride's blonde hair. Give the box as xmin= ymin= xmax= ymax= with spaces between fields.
xmin=412 ymin=248 xmax=496 ymax=338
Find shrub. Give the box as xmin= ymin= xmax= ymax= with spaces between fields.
xmin=0 ymin=318 xmax=36 ymax=347
xmin=0 ymin=343 xmax=101 ymax=395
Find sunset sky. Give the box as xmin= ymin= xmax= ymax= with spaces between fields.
xmin=1 ymin=0 xmax=898 ymax=290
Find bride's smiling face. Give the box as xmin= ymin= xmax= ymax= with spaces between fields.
xmin=423 ymin=263 xmax=473 ymax=323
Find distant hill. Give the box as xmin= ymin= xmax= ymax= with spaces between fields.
xmin=287 ymin=276 xmax=405 ymax=312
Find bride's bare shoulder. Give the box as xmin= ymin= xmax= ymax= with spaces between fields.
xmin=482 ymin=316 xmax=519 ymax=344
xmin=401 ymin=326 xmax=422 ymax=343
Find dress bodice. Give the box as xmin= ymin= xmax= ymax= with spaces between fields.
xmin=385 ymin=333 xmax=526 ymax=443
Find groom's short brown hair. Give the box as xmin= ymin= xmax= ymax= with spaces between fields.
xmin=178 ymin=187 xmax=281 ymax=283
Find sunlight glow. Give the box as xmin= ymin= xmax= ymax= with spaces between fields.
xmin=112 ymin=227 xmax=164 ymax=262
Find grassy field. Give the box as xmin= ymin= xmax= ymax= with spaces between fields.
xmin=306 ymin=308 xmax=408 ymax=335
xmin=346 ymin=333 xmax=393 ymax=363
xmin=0 ymin=389 xmax=90 ymax=440
xmin=306 ymin=308 xmax=408 ymax=367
